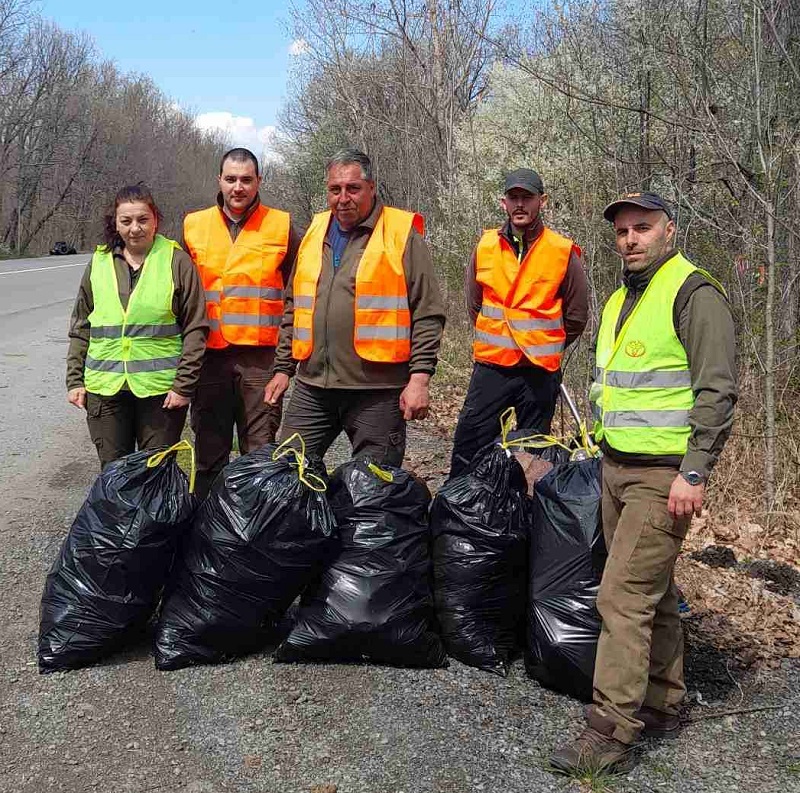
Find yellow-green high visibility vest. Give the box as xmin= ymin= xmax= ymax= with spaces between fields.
xmin=590 ymin=252 xmax=723 ymax=456
xmin=84 ymin=234 xmax=182 ymax=398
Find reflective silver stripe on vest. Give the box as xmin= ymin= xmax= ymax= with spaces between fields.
xmin=85 ymin=355 xmax=180 ymax=373
xmin=209 ymin=318 xmax=220 ymax=331
xmin=90 ymin=324 xmax=181 ymax=339
xmin=126 ymin=323 xmax=181 ymax=338
xmin=522 ymin=341 xmax=564 ymax=357
xmin=294 ymin=327 xmax=311 ymax=340
xmin=205 ymin=290 xmax=221 ymax=303
xmin=603 ymin=409 xmax=691 ymax=428
xmin=480 ymin=305 xmax=505 ymax=319
xmin=357 ymin=295 xmax=409 ymax=310
xmin=126 ymin=356 xmax=180 ymax=373
xmin=89 ymin=326 xmax=122 ymax=339
xmin=85 ymin=355 xmax=125 ymax=373
xmin=221 ymin=313 xmax=282 ymax=327
xmin=474 ymin=330 xmax=518 ymax=349
xmin=224 ymin=286 xmax=283 ymax=300
xmin=508 ymin=317 xmax=564 ymax=331
xmin=294 ymin=295 xmax=314 ymax=309
xmin=355 ymin=326 xmax=411 ymax=340
xmin=602 ymin=370 xmax=693 ymax=389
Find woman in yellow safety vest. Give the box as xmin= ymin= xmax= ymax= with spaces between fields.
xmin=65 ymin=184 xmax=208 ymax=469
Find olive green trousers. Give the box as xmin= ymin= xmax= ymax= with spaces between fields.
xmin=589 ymin=456 xmax=690 ymax=744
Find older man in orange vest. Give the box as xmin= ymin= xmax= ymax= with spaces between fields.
xmin=449 ymin=168 xmax=589 ymax=476
xmin=184 ymin=147 xmax=301 ymax=497
xmin=265 ymin=148 xmax=445 ymax=465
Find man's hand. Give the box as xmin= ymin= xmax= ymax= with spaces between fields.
xmin=399 ymin=373 xmax=430 ymax=420
xmin=668 ymin=474 xmax=705 ymax=519
xmin=264 ymin=372 xmax=290 ymax=405
xmin=163 ymin=390 xmax=190 ymax=410
xmin=67 ymin=387 xmax=86 ymax=409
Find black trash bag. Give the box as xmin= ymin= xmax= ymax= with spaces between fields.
xmin=525 ymin=457 xmax=606 ymax=701
xmin=275 ymin=458 xmax=447 ymax=667
xmin=38 ymin=445 xmax=196 ymax=673
xmin=431 ymin=444 xmax=531 ymax=676
xmin=154 ymin=442 xmax=337 ymax=670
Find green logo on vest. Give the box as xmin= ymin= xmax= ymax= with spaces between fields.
xmin=625 ymin=340 xmax=646 ymax=358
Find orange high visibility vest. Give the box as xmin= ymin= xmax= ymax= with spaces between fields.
xmin=292 ymin=206 xmax=424 ymax=363
xmin=473 ymin=226 xmax=575 ymax=371
xmin=183 ymin=204 xmax=290 ymax=349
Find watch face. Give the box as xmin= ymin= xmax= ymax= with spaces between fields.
xmin=682 ymin=471 xmax=702 ymax=485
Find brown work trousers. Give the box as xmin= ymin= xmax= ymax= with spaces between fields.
xmin=86 ymin=390 xmax=188 ymax=470
xmin=590 ymin=457 xmax=690 ymax=744
xmin=278 ymin=380 xmax=406 ymax=466
xmin=191 ymin=345 xmax=282 ymax=498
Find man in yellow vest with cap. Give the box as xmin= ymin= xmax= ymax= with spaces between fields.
xmin=184 ymin=148 xmax=301 ymax=497
xmin=551 ymin=192 xmax=737 ymax=774
xmin=264 ymin=148 xmax=445 ymax=464
xmin=450 ymin=168 xmax=589 ymax=475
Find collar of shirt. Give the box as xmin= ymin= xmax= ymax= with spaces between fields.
xmin=335 ymin=198 xmax=382 ymax=234
xmin=622 ymin=247 xmax=678 ymax=293
xmin=216 ymin=192 xmax=261 ymax=232
xmin=324 ymin=199 xmax=383 ymax=243
xmin=500 ymin=216 xmax=544 ymax=262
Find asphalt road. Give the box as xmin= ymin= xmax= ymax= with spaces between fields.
xmin=0 ymin=255 xmax=798 ymax=793
xmin=0 ymin=253 xmax=86 ymax=334
xmin=0 ymin=254 xmax=87 ymax=475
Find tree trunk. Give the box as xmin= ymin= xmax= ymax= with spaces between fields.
xmin=764 ymin=198 xmax=776 ymax=514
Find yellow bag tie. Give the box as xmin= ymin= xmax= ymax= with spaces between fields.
xmin=367 ymin=462 xmax=394 ymax=483
xmin=497 ymin=406 xmax=599 ymax=458
xmin=272 ymin=433 xmax=327 ymax=492
xmin=146 ymin=439 xmax=196 ymax=494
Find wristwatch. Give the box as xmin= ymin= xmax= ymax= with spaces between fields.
xmin=680 ymin=470 xmax=705 ymax=486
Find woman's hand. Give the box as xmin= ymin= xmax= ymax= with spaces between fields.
xmin=67 ymin=387 xmax=87 ymax=409
xmin=163 ymin=390 xmax=190 ymax=410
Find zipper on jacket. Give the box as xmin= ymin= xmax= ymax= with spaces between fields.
xmin=322 ymin=246 xmax=338 ymax=389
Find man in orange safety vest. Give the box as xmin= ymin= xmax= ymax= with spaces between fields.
xmin=449 ymin=168 xmax=589 ymax=476
xmin=265 ymin=148 xmax=445 ymax=465
xmin=184 ymin=147 xmax=301 ymax=497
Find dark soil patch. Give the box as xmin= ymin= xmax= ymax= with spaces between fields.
xmin=47 ymin=460 xmax=93 ymax=489
xmin=683 ymin=615 xmax=754 ymax=702
xmin=689 ymin=545 xmax=800 ymax=598
xmin=745 ymin=560 xmax=800 ymax=597
xmin=690 ymin=545 xmax=738 ymax=568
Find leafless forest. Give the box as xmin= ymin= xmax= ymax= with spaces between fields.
xmin=0 ymin=0 xmax=223 ymax=254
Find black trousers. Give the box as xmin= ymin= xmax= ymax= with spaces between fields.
xmin=278 ymin=380 xmax=406 ymax=466
xmin=449 ymin=362 xmax=561 ymax=477
xmin=191 ymin=346 xmax=282 ymax=499
xmin=86 ymin=390 xmax=188 ymax=470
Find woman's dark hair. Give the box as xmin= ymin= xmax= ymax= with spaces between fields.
xmin=101 ymin=183 xmax=163 ymax=252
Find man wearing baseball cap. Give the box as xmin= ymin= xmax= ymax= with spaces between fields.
xmin=449 ymin=168 xmax=588 ymax=476
xmin=550 ymin=192 xmax=737 ymax=774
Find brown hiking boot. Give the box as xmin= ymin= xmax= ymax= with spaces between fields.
xmin=550 ymin=710 xmax=635 ymax=775
xmin=635 ymin=706 xmax=682 ymax=739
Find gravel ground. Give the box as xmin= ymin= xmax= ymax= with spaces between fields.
xmin=1 ymin=310 xmax=799 ymax=793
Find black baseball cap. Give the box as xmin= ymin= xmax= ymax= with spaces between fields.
xmin=503 ymin=168 xmax=544 ymax=195
xmin=603 ymin=191 xmax=674 ymax=222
